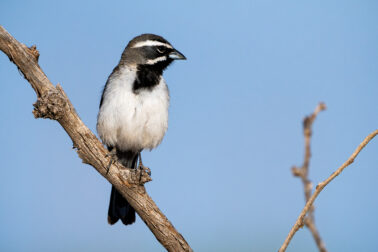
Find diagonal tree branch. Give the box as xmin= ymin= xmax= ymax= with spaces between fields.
xmin=279 ymin=129 xmax=378 ymax=252
xmin=0 ymin=25 xmax=192 ymax=252
xmin=292 ymin=102 xmax=327 ymax=252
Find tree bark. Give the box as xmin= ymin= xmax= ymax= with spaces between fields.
xmin=0 ymin=25 xmax=192 ymax=252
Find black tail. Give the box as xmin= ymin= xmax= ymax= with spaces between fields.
xmin=108 ymin=186 xmax=136 ymax=225
xmin=107 ymin=149 xmax=138 ymax=225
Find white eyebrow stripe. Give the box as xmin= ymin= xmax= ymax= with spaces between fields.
xmin=146 ymin=56 xmax=167 ymax=65
xmin=132 ymin=40 xmax=173 ymax=49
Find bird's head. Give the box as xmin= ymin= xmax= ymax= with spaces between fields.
xmin=122 ymin=34 xmax=186 ymax=71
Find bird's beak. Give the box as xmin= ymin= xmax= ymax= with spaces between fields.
xmin=169 ymin=49 xmax=186 ymax=60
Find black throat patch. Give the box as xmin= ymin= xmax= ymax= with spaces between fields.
xmin=132 ymin=60 xmax=172 ymax=93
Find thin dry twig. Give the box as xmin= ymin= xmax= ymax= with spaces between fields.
xmin=0 ymin=25 xmax=192 ymax=252
xmin=279 ymin=129 xmax=378 ymax=252
xmin=291 ymin=102 xmax=327 ymax=252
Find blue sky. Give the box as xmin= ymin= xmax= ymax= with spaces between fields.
xmin=1 ymin=1 xmax=378 ymax=251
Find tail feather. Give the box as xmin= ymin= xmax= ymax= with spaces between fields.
xmin=108 ymin=186 xmax=136 ymax=225
xmin=107 ymin=149 xmax=138 ymax=225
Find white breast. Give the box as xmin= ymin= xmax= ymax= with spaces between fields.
xmin=97 ymin=66 xmax=169 ymax=151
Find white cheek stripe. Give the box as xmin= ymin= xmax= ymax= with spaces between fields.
xmin=146 ymin=56 xmax=167 ymax=65
xmin=132 ymin=40 xmax=173 ymax=49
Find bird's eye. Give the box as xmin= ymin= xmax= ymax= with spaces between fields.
xmin=157 ymin=47 xmax=166 ymax=54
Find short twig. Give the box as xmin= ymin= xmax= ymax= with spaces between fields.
xmin=291 ymin=102 xmax=327 ymax=252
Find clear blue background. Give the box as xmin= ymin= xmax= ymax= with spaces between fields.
xmin=1 ymin=1 xmax=378 ymax=251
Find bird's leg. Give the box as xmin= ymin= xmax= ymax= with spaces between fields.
xmin=138 ymin=152 xmax=151 ymax=176
xmin=105 ymin=148 xmax=117 ymax=174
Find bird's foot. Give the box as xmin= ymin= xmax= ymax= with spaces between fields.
xmin=105 ymin=148 xmax=117 ymax=174
xmin=138 ymin=153 xmax=151 ymax=176
xmin=138 ymin=162 xmax=151 ymax=176
xmin=138 ymin=162 xmax=151 ymax=185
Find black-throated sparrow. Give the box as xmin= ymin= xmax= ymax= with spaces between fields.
xmin=97 ymin=34 xmax=186 ymax=225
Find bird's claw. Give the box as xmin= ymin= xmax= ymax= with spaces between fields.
xmin=138 ymin=153 xmax=151 ymax=176
xmin=105 ymin=148 xmax=118 ymax=174
xmin=139 ymin=163 xmax=151 ymax=176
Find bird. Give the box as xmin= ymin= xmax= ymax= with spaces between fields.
xmin=97 ymin=34 xmax=186 ymax=225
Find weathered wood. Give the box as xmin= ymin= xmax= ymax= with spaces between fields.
xmin=0 ymin=25 xmax=192 ymax=252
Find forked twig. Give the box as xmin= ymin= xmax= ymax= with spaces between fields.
xmin=279 ymin=129 xmax=378 ymax=252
